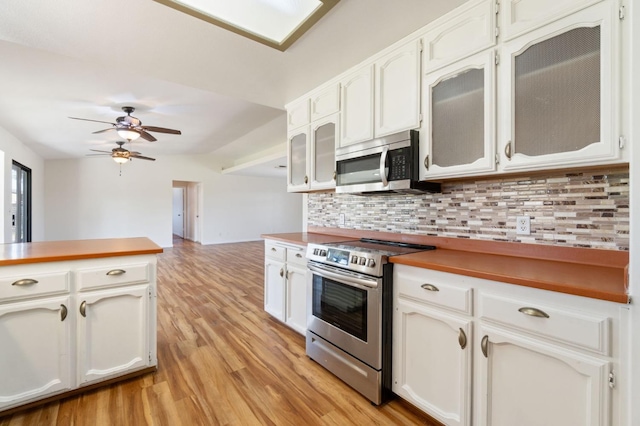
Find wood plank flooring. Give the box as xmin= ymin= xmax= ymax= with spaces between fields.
xmin=1 ymin=239 xmax=441 ymax=425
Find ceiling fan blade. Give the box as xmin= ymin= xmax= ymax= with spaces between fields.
xmin=142 ymin=126 xmax=182 ymax=135
xmin=89 ymin=149 xmax=114 ymax=153
xmin=92 ymin=128 xmax=116 ymax=134
xmin=86 ymin=153 xmax=111 ymax=156
xmin=138 ymin=130 xmax=157 ymax=142
xmin=130 ymin=154 xmax=156 ymax=161
xmin=69 ymin=117 xmax=116 ymax=126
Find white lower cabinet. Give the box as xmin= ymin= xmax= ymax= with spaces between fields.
xmin=0 ymin=255 xmax=158 ymax=413
xmin=264 ymin=240 xmax=308 ymax=334
xmin=393 ymin=298 xmax=472 ymax=426
xmin=477 ymin=324 xmax=611 ymax=426
xmin=0 ymin=296 xmax=72 ymax=409
xmin=393 ymin=264 xmax=622 ymax=426
xmin=77 ymin=285 xmax=150 ymax=386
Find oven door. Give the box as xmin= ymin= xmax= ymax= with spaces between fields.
xmin=307 ymin=262 xmax=382 ymax=369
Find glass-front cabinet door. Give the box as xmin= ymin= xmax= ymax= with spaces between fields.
xmin=287 ymin=128 xmax=309 ymax=192
xmin=499 ymin=2 xmax=621 ymax=172
xmin=310 ymin=113 xmax=338 ymax=190
xmin=421 ymin=50 xmax=496 ymax=180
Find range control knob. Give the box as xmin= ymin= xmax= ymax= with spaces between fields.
xmin=358 ymin=257 xmax=366 ymax=266
xmin=319 ymin=250 xmax=327 ymax=257
xmin=367 ymin=259 xmax=376 ymax=268
xmin=350 ymin=255 xmax=358 ymax=264
xmin=313 ymin=248 xmax=319 ymax=255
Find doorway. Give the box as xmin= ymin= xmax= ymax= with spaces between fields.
xmin=172 ymin=181 xmax=202 ymax=244
xmin=11 ymin=161 xmax=31 ymax=243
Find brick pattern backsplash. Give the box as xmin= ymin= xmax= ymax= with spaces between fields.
xmin=307 ymin=168 xmax=629 ymax=250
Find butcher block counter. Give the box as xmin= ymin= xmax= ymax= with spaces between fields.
xmin=0 ymin=237 xmax=162 ymax=416
xmin=270 ymin=228 xmax=629 ymax=304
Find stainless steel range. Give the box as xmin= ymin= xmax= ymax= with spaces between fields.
xmin=305 ymin=238 xmax=436 ymax=405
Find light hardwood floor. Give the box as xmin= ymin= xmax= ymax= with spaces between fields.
xmin=1 ymin=239 xmax=441 ymax=425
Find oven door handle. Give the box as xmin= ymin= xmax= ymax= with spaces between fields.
xmin=379 ymin=146 xmax=389 ymax=187
xmin=308 ymin=263 xmax=379 ymax=289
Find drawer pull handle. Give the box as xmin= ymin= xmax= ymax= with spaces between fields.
xmin=271 ymin=247 xmax=277 ymax=252
xmin=12 ymin=278 xmax=38 ymax=286
xmin=421 ymin=283 xmax=439 ymax=292
xmin=481 ymin=335 xmax=489 ymax=358
xmin=458 ymin=328 xmax=467 ymax=350
xmin=518 ymin=307 xmax=549 ymax=318
xmin=60 ymin=304 xmax=68 ymax=322
xmin=106 ymin=269 xmax=126 ymax=276
xmin=80 ymin=301 xmax=87 ymax=317
xmin=295 ymin=253 xmax=303 ymax=258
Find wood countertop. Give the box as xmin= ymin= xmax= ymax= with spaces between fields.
xmin=0 ymin=237 xmax=163 ymax=266
xmin=271 ymin=228 xmax=629 ymax=304
xmin=261 ymin=232 xmax=357 ymax=246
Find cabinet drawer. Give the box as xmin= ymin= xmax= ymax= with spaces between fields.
xmin=395 ymin=266 xmax=473 ymax=315
xmin=76 ymin=263 xmax=150 ymax=291
xmin=265 ymin=241 xmax=286 ymax=262
xmin=0 ymin=270 xmax=70 ymax=302
xmin=479 ymin=293 xmax=610 ymax=355
xmin=286 ymin=246 xmax=307 ymax=267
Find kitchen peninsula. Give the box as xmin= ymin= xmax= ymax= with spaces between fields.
xmin=0 ymin=237 xmax=162 ymax=415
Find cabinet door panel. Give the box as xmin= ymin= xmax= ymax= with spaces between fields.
xmin=393 ymin=299 xmax=472 ymax=426
xmin=264 ymin=259 xmax=285 ymax=321
xmin=340 ymin=65 xmax=374 ymax=147
xmin=77 ymin=285 xmax=149 ymax=385
xmin=286 ymin=264 xmax=308 ymax=335
xmin=310 ymin=114 xmax=338 ymax=190
xmin=0 ymin=296 xmax=71 ymax=409
xmin=478 ymin=325 xmax=610 ymax=426
xmin=287 ymin=99 xmax=310 ymax=129
xmin=375 ymin=40 xmax=421 ymax=137
xmin=499 ymin=3 xmax=619 ymax=171
xmin=287 ymin=128 xmax=310 ymax=192
xmin=423 ymin=0 xmax=496 ymax=73
xmin=501 ymin=0 xmax=602 ymax=41
xmin=422 ymin=50 xmax=496 ymax=179
xmin=310 ymin=84 xmax=340 ymax=122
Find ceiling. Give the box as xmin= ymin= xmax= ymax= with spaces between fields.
xmin=0 ymin=0 xmax=465 ymax=176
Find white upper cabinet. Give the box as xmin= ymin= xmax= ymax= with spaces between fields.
xmin=339 ymin=64 xmax=375 ymax=147
xmin=421 ymin=49 xmax=496 ymax=179
xmin=498 ymin=2 xmax=621 ymax=172
xmin=310 ymin=113 xmax=339 ymax=190
xmin=422 ymin=0 xmax=496 ymax=73
xmin=374 ymin=39 xmax=422 ymax=138
xmin=286 ymin=98 xmax=310 ymax=130
xmin=287 ymin=127 xmax=310 ymax=192
xmin=500 ymin=0 xmax=604 ymax=41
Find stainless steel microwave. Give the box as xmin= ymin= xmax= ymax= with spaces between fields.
xmin=335 ymin=130 xmax=441 ymax=195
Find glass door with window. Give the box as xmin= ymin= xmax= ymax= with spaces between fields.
xmin=12 ymin=161 xmax=31 ymax=243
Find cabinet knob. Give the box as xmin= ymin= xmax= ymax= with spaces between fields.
xmin=106 ymin=269 xmax=126 ymax=276
xmin=60 ymin=304 xmax=68 ymax=322
xmin=279 ymin=268 xmax=284 ymax=277
xmin=518 ymin=306 xmax=549 ymax=318
xmin=458 ymin=328 xmax=467 ymax=350
xmin=11 ymin=278 xmax=38 ymax=286
xmin=481 ymin=335 xmax=489 ymax=358
xmin=79 ymin=301 xmax=87 ymax=318
xmin=304 ymin=175 xmax=309 ymax=184
xmin=424 ymin=155 xmax=429 ymax=171
xmin=333 ymin=171 xmax=337 ymax=181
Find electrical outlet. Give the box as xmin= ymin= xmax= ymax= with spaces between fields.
xmin=339 ymin=213 xmax=346 ymax=226
xmin=516 ymin=216 xmax=530 ymax=235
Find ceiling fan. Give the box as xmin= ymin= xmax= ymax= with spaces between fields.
xmin=88 ymin=141 xmax=156 ymax=163
xmin=69 ymin=106 xmax=182 ymax=142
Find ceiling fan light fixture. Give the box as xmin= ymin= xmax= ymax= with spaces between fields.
xmin=113 ymin=156 xmax=129 ymax=164
xmin=117 ymin=128 xmax=141 ymax=141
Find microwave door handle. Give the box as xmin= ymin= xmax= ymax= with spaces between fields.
xmin=379 ymin=146 xmax=389 ymax=187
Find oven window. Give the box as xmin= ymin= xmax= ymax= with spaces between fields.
xmin=312 ymin=274 xmax=367 ymax=341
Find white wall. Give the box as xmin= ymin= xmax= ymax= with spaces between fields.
xmin=44 ymin=154 xmax=302 ymax=247
xmin=0 ymin=125 xmax=45 ymax=242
